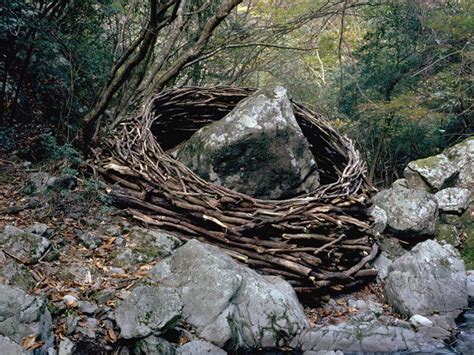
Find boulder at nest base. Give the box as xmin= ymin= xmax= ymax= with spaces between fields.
xmin=147 ymin=239 xmax=309 ymax=349
xmin=384 ymin=239 xmax=467 ymax=318
xmin=444 ymin=136 xmax=474 ymax=193
xmin=404 ymin=153 xmax=458 ymax=192
xmin=175 ymin=86 xmax=320 ymax=199
xmin=372 ymin=188 xmax=438 ymax=237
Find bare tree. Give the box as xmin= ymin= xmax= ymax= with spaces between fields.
xmin=81 ymin=0 xmax=243 ymax=147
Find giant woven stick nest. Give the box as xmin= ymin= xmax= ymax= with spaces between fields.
xmin=97 ymin=86 xmax=379 ymax=293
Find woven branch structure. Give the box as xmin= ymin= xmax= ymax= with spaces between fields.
xmin=96 ymin=87 xmax=379 ymax=293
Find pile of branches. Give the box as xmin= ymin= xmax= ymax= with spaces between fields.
xmin=96 ymin=87 xmax=379 ymax=293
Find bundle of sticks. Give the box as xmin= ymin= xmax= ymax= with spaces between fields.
xmin=96 ymin=87 xmax=379 ymax=293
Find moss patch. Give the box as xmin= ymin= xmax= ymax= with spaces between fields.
xmin=436 ymin=224 xmax=459 ymax=247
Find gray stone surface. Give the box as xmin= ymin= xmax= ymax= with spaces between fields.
xmin=409 ymin=314 xmax=433 ymax=328
xmin=0 ymin=285 xmax=53 ymax=352
xmin=0 ymin=335 xmax=26 ymax=355
xmin=368 ymin=205 xmax=387 ymax=235
xmin=176 ymin=340 xmax=227 ymax=355
xmin=378 ymin=237 xmax=406 ymax=259
xmin=58 ymin=338 xmax=74 ymax=355
xmin=175 ymin=86 xmax=319 ymax=199
xmin=0 ymin=225 xmax=50 ymax=264
xmin=74 ymin=229 xmax=101 ymax=249
xmin=445 ymin=136 xmax=474 ymax=192
xmin=28 ymin=172 xmax=58 ymax=193
xmin=467 ymin=270 xmax=474 ymax=298
xmin=404 ymin=153 xmax=458 ymax=191
xmin=149 ymin=239 xmax=309 ymax=349
xmin=372 ymin=188 xmax=438 ymax=236
xmin=294 ymin=318 xmax=444 ymax=353
xmin=371 ymin=252 xmax=392 ymax=281
xmin=25 ymin=223 xmax=49 ymax=237
xmin=436 ymin=223 xmax=460 ymax=247
xmin=434 ymin=187 xmax=471 ymax=213
xmin=391 ymin=178 xmax=408 ymax=189
xmin=384 ymin=240 xmax=468 ymax=317
xmin=114 ymin=285 xmax=182 ymax=339
xmin=0 ymin=251 xmax=35 ymax=291
xmin=134 ymin=335 xmax=175 ymax=355
xmin=111 ymin=227 xmax=181 ymax=266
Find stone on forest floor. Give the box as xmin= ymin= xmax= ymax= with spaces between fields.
xmin=410 ymin=315 xmax=433 ymax=328
xmin=436 ymin=224 xmax=460 ymax=246
xmin=0 ymin=251 xmax=35 ymax=291
xmin=111 ymin=227 xmax=181 ymax=266
xmin=371 ymin=251 xmax=392 ymax=281
xmin=176 ymin=340 xmax=227 ymax=355
xmin=467 ymin=270 xmax=474 ymax=298
xmin=74 ymin=229 xmax=101 ymax=249
xmin=134 ymin=335 xmax=175 ymax=355
xmin=391 ymin=178 xmax=408 ymax=189
xmin=434 ymin=187 xmax=471 ymax=213
xmin=404 ymin=153 xmax=458 ymax=191
xmin=372 ymin=188 xmax=438 ymax=237
xmin=0 ymin=335 xmax=26 ymax=355
xmin=175 ymin=86 xmax=320 ymax=199
xmin=113 ymin=285 xmax=182 ymax=339
xmin=0 ymin=225 xmax=50 ymax=264
xmin=444 ymin=136 xmax=474 ymax=192
xmin=368 ymin=205 xmax=387 ymax=235
xmin=384 ymin=239 xmax=467 ymax=317
xmin=0 ymin=285 xmax=53 ymax=352
xmin=28 ymin=171 xmax=58 ymax=193
xmin=139 ymin=239 xmax=309 ymax=349
xmin=293 ymin=318 xmax=444 ymax=353
xmin=25 ymin=223 xmax=50 ymax=237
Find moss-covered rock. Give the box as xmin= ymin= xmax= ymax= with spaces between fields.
xmin=0 ymin=251 xmax=35 ymax=291
xmin=111 ymin=227 xmax=182 ymax=267
xmin=445 ymin=136 xmax=474 ymax=192
xmin=404 ymin=154 xmax=458 ymax=192
xmin=436 ymin=224 xmax=460 ymax=247
xmin=175 ymin=86 xmax=320 ymax=199
xmin=460 ymin=206 xmax=474 ymax=269
xmin=0 ymin=225 xmax=50 ymax=264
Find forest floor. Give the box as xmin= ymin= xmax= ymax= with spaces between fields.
xmin=0 ymin=138 xmax=396 ymax=352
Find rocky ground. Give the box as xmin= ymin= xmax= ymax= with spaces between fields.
xmin=0 ymin=135 xmax=473 ymax=354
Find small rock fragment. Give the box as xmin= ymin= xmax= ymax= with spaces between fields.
xmin=410 ymin=314 xmax=433 ymax=328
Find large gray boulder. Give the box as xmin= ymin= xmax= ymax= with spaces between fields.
xmin=294 ymin=318 xmax=444 ymax=353
xmin=0 ymin=225 xmax=50 ymax=264
xmin=0 ymin=335 xmax=26 ymax=355
xmin=114 ymin=285 xmax=182 ymax=339
xmin=0 ymin=285 xmax=53 ymax=352
xmin=445 ymin=136 xmax=474 ymax=192
xmin=372 ymin=188 xmax=438 ymax=236
xmin=175 ymin=86 xmax=320 ymax=199
xmin=434 ymin=187 xmax=471 ymax=213
xmin=384 ymin=240 xmax=468 ymax=317
xmin=147 ymin=239 xmax=309 ymax=349
xmin=404 ymin=153 xmax=458 ymax=192
xmin=176 ymin=340 xmax=227 ymax=355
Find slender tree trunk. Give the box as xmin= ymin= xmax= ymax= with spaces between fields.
xmin=81 ymin=0 xmax=243 ymax=149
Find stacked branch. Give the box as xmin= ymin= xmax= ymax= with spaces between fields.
xmin=95 ymin=87 xmax=378 ymax=293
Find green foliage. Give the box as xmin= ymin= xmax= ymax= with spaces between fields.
xmin=21 ymin=133 xmax=82 ymax=166
xmin=334 ymin=1 xmax=473 ymax=185
xmin=1 ymin=0 xmax=117 ymax=137
xmin=81 ymin=178 xmax=112 ymax=207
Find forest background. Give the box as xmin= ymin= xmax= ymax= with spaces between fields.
xmin=1 ymin=0 xmax=472 ymax=186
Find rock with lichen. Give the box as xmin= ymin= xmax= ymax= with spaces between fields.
xmin=404 ymin=154 xmax=458 ymax=192
xmin=175 ymin=86 xmax=319 ymax=199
